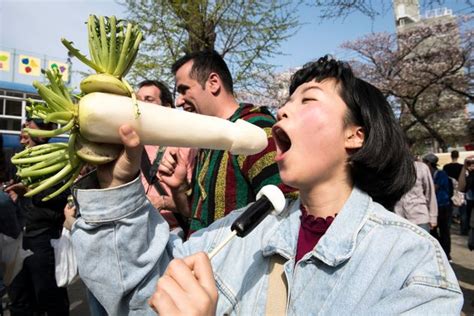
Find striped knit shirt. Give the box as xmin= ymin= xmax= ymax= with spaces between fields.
xmin=188 ymin=103 xmax=297 ymax=234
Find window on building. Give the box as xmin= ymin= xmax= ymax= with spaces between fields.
xmin=0 ymin=117 xmax=21 ymax=131
xmin=26 ymin=93 xmax=42 ymax=101
xmin=5 ymin=91 xmax=23 ymax=98
xmin=5 ymin=99 xmax=22 ymax=116
xmin=0 ymin=89 xmax=26 ymax=133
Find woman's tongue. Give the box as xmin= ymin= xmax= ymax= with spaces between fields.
xmin=275 ymin=128 xmax=291 ymax=160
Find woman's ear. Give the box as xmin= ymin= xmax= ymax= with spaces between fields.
xmin=345 ymin=126 xmax=365 ymax=149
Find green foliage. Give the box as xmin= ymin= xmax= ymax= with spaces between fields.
xmin=119 ymin=0 xmax=300 ymax=96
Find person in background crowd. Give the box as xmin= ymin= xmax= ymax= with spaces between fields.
xmin=443 ymin=150 xmax=463 ymax=180
xmin=158 ymin=50 xmax=297 ymax=236
xmin=443 ymin=150 xmax=464 ymax=221
xmin=5 ymin=119 xmax=70 ymax=315
xmin=0 ymin=134 xmax=19 ymax=315
xmin=423 ymin=153 xmax=453 ymax=261
xmin=458 ymin=155 xmax=474 ymax=236
xmin=0 ymin=135 xmax=6 ymax=183
xmin=137 ymin=80 xmax=195 ymax=232
xmin=0 ymin=132 xmax=23 ymax=243
xmin=395 ymin=160 xmax=438 ymax=232
xmin=69 ymin=55 xmax=461 ymax=315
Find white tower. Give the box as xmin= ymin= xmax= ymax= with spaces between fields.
xmin=393 ymin=0 xmax=420 ymax=29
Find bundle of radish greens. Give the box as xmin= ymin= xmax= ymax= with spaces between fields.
xmin=12 ymin=15 xmax=268 ymax=201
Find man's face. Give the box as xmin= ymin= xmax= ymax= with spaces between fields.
xmin=20 ymin=121 xmax=39 ymax=148
xmin=137 ymin=85 xmax=164 ymax=106
xmin=174 ymin=60 xmax=209 ymax=114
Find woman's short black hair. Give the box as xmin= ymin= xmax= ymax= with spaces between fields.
xmin=289 ymin=55 xmax=415 ymax=210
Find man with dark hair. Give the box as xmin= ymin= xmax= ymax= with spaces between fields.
xmin=443 ymin=150 xmax=463 ymax=180
xmin=443 ymin=150 xmax=464 ymax=223
xmin=160 ymin=50 xmax=296 ymax=234
xmin=137 ymin=80 xmax=174 ymax=108
xmin=171 ymin=50 xmax=234 ymax=95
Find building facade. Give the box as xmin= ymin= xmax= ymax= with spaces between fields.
xmin=393 ymin=0 xmax=469 ymax=151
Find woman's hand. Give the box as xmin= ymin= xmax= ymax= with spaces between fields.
xmin=96 ymin=125 xmax=143 ymax=189
xmin=63 ymin=202 xmax=77 ymax=231
xmin=149 ymin=252 xmax=218 ymax=315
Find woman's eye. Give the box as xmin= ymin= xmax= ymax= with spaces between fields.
xmin=302 ymin=98 xmax=317 ymax=103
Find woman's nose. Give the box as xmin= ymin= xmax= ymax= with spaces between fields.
xmin=277 ymin=104 xmax=289 ymax=120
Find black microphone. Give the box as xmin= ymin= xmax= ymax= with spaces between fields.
xmin=208 ymin=185 xmax=286 ymax=259
xmin=231 ymin=185 xmax=285 ymax=237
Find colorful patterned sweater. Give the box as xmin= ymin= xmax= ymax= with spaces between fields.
xmin=188 ymin=103 xmax=297 ymax=234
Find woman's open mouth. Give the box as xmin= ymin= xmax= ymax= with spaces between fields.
xmin=272 ymin=125 xmax=292 ymax=156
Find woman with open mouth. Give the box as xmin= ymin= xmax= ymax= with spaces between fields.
xmin=71 ymin=55 xmax=463 ymax=315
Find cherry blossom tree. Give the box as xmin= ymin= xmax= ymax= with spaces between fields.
xmin=341 ymin=17 xmax=472 ymax=151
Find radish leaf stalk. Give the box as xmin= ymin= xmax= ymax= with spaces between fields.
xmin=61 ymin=15 xmax=143 ymax=97
xmin=13 ymin=15 xmax=145 ymax=200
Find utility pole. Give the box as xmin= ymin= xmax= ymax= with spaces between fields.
xmin=66 ymin=51 xmax=73 ymax=86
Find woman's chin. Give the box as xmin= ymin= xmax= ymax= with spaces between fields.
xmin=280 ymin=173 xmax=299 ymax=190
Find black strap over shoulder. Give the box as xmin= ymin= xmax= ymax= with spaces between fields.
xmin=141 ymin=148 xmax=189 ymax=234
xmin=141 ymin=149 xmax=167 ymax=196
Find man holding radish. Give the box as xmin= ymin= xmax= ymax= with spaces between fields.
xmin=158 ymin=50 xmax=296 ymax=236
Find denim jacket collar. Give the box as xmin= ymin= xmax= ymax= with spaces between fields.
xmin=261 ymin=187 xmax=371 ymax=267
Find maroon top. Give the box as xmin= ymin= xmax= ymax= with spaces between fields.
xmin=295 ymin=205 xmax=335 ymax=262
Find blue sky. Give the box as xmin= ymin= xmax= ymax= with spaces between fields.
xmin=0 ymin=0 xmax=471 ymax=88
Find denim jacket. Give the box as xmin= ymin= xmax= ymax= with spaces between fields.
xmin=71 ymin=175 xmax=463 ymax=315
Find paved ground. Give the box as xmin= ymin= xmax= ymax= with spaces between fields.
xmin=451 ymin=223 xmax=474 ymax=315
xmin=2 ymin=222 xmax=473 ymax=315
xmin=1 ymin=275 xmax=90 ymax=316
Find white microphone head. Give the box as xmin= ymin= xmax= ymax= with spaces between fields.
xmin=256 ymin=185 xmax=286 ymax=215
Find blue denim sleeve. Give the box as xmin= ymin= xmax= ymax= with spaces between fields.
xmin=70 ymin=174 xmax=245 ymax=315
xmin=367 ymin=281 xmax=463 ymax=315
xmin=363 ymin=233 xmax=463 ymax=315
xmin=71 ymin=176 xmax=179 ymax=315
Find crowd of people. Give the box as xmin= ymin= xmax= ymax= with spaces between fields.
xmin=0 ymin=51 xmax=470 ymax=315
xmin=1 ymin=119 xmax=70 ymax=315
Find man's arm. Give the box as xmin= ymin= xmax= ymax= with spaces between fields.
xmin=158 ymin=148 xmax=194 ymax=218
